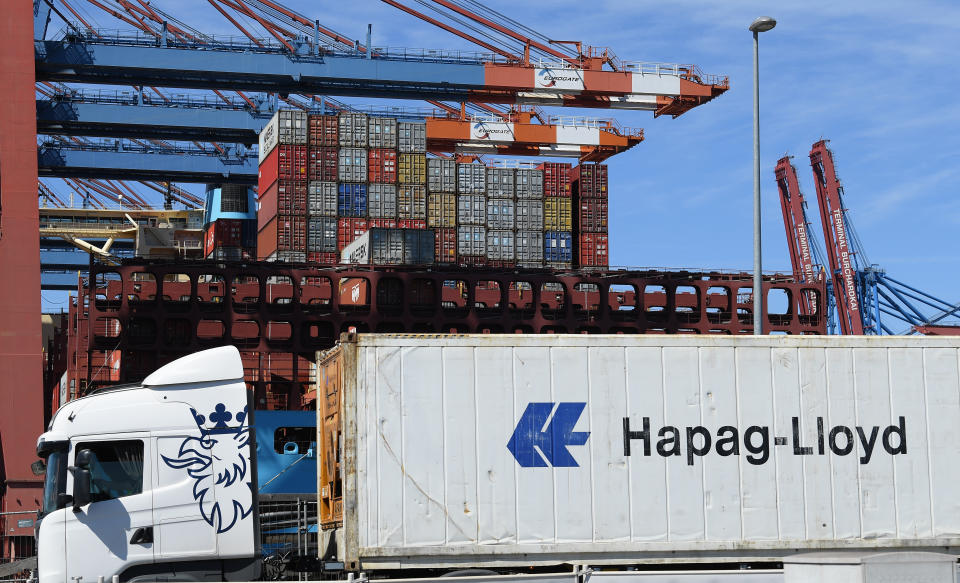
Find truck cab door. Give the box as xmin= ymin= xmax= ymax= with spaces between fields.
xmin=64 ymin=436 xmax=154 ymax=583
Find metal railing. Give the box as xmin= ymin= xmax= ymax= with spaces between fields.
xmin=47 ymin=88 xmax=255 ymax=111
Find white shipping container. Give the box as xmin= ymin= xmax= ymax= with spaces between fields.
xmin=486 ymin=229 xmax=515 ymax=260
xmin=486 ymin=167 xmax=515 ymax=198
xmin=515 ymin=199 xmax=544 ymax=230
xmin=515 ymin=168 xmax=544 ymax=198
xmin=486 ymin=198 xmax=515 ymax=230
xmin=258 ymin=112 xmax=279 ymax=163
xmin=428 ymin=158 xmax=457 ymax=192
xmin=277 ymin=110 xmax=308 ymax=146
xmin=515 ymin=229 xmax=543 ymax=264
xmin=458 ymin=163 xmax=487 ymax=194
xmin=318 ymin=334 xmax=960 ymax=570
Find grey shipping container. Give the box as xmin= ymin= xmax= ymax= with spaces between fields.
xmin=265 ymin=250 xmax=306 ymax=263
xmin=457 ymin=163 xmax=487 ymax=194
xmin=398 ymin=185 xmax=427 ymax=220
xmin=486 ymin=167 xmax=515 ymax=198
xmin=428 ymin=193 xmax=457 ymax=227
xmin=368 ymin=116 xmax=398 ymax=149
xmin=515 ymin=199 xmax=544 ymax=230
xmin=515 ymin=229 xmax=544 ymax=265
xmin=307 ymin=217 xmax=338 ymax=252
xmin=338 ymin=148 xmax=368 ymax=183
xmin=428 ymin=158 xmax=457 ymax=192
xmin=457 ymin=194 xmax=486 ymax=226
xmin=398 ymin=121 xmax=427 ymax=153
xmin=340 ymin=228 xmax=435 ymax=265
xmin=516 ymin=168 xmax=544 ymax=198
xmin=307 ymin=181 xmax=338 ymax=217
xmin=486 ymin=229 xmax=515 ymax=260
xmin=486 ymin=198 xmax=515 ymax=230
xmin=457 ymin=225 xmax=486 ymax=256
xmin=338 ymin=113 xmax=368 ymax=147
xmin=278 ymin=110 xmax=308 ymax=145
xmin=367 ymin=184 xmax=398 ymax=219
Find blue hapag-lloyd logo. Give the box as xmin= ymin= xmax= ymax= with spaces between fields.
xmin=507 ymin=402 xmax=590 ymax=467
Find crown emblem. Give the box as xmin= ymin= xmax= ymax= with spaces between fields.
xmin=191 ymin=403 xmax=248 ymax=436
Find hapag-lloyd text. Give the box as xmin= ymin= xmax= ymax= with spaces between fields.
xmin=623 ymin=416 xmax=906 ymax=466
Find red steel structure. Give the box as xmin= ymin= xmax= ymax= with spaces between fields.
xmin=809 ymin=140 xmax=865 ymax=335
xmin=0 ymin=0 xmax=45 ymax=561
xmin=775 ymin=156 xmax=823 ymax=317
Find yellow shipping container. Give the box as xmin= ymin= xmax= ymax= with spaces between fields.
xmin=544 ymin=198 xmax=572 ymax=231
xmin=427 ymin=193 xmax=457 ymax=227
xmin=398 ymin=153 xmax=427 ymax=184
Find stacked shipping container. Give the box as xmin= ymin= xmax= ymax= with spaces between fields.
xmin=571 ymin=163 xmax=610 ymax=269
xmin=258 ymin=110 xmax=609 ymax=269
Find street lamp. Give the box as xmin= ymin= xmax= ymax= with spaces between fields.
xmin=750 ymin=16 xmax=775 ymax=335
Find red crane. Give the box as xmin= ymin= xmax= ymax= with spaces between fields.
xmin=774 ymin=156 xmax=824 ymax=318
xmin=808 ymin=140 xmax=865 ymax=335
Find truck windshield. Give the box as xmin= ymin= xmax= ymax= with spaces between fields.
xmin=41 ymin=447 xmax=68 ymax=516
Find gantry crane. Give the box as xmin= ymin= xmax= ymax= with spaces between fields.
xmin=777 ymin=140 xmax=960 ymax=335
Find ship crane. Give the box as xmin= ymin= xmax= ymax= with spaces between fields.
xmin=777 ymin=140 xmax=960 ymax=335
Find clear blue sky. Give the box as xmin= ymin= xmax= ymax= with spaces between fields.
xmin=46 ymin=0 xmax=960 ymax=310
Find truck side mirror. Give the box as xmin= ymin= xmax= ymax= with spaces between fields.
xmin=68 ymin=449 xmax=93 ymax=512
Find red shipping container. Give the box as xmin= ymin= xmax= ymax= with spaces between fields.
xmin=539 ymin=162 xmax=572 ymax=197
xmin=339 ymin=278 xmax=369 ymax=306
xmin=398 ymin=219 xmax=427 ymax=230
xmin=258 ymin=147 xmax=279 ymax=192
xmin=308 ymin=147 xmax=338 ymax=182
xmin=308 ymin=115 xmax=338 ymax=146
xmin=337 ymin=218 xmax=369 ymax=252
xmin=204 ymin=219 xmax=244 ymax=256
xmin=578 ymin=233 xmax=609 ymax=268
xmin=258 ymin=181 xmax=307 ymax=230
xmin=435 ymin=227 xmax=456 ymax=264
xmin=577 ymin=198 xmax=608 ymax=233
xmin=487 ymin=260 xmax=516 ymax=269
xmin=204 ymin=223 xmax=216 ymax=257
xmin=260 ymin=145 xmax=308 ymax=189
xmin=258 ymin=214 xmax=306 ymax=258
xmin=458 ymin=254 xmax=487 ymax=267
xmin=572 ymin=163 xmax=608 ymax=198
xmin=368 ymin=148 xmax=398 ymax=183
xmin=368 ymin=219 xmax=398 ymax=229
xmin=307 ymin=251 xmax=338 ymax=265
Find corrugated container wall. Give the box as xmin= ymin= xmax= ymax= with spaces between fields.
xmin=308 ymin=147 xmax=337 ymax=182
xmin=434 ymin=227 xmax=456 ymax=264
xmin=307 ymin=217 xmax=338 ymax=252
xmin=367 ymin=184 xmax=398 ymax=219
xmin=337 ymin=218 xmax=368 ymax=252
xmin=515 ymin=169 xmax=544 ymax=198
xmin=578 ymin=232 xmax=608 ymax=268
xmin=427 ymin=193 xmax=456 ymax=228
xmin=367 ymin=116 xmax=397 ymax=149
xmin=308 ymin=114 xmax=338 ymax=147
xmin=457 ymin=194 xmax=486 ymax=226
xmin=319 ymin=335 xmax=960 ymax=569
xmin=515 ymin=199 xmax=544 ymax=231
xmin=277 ymin=110 xmax=308 ymax=145
xmin=307 ymin=181 xmax=338 ymax=217
xmin=515 ymin=230 xmax=544 ymax=266
xmin=544 ymin=230 xmax=573 ymax=263
xmin=337 ymin=184 xmax=367 ymax=218
xmin=457 ymin=225 xmax=486 ymax=256
xmin=397 ymin=122 xmax=427 ymax=153
xmin=398 ymin=154 xmax=426 ymax=185
xmin=486 ymin=168 xmax=515 ymax=198
xmin=368 ymin=149 xmax=397 ymax=183
xmin=576 ymin=198 xmax=608 ymax=233
xmin=486 ymin=198 xmax=514 ymax=230
xmin=428 ymin=159 xmax=457 ymax=192
xmin=397 ymin=185 xmax=427 ymax=220
xmin=338 ymin=113 xmax=368 ymax=147
xmin=457 ymin=163 xmax=486 ymax=194
xmin=541 ymin=162 xmax=572 ymax=197
xmin=486 ymin=229 xmax=515 ymax=261
xmin=544 ymin=198 xmax=572 ymax=231
xmin=338 ymin=148 xmax=367 ymax=183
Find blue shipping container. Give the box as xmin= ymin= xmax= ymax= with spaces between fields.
xmin=338 ymin=183 xmax=368 ymax=217
xmin=544 ymin=231 xmax=573 ymax=263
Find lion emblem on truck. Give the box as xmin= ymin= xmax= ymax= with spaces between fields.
xmin=161 ymin=403 xmax=253 ymax=533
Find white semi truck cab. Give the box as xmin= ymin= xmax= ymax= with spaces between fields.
xmin=35 ymin=346 xmax=261 ymax=583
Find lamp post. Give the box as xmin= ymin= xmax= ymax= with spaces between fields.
xmin=750 ymin=16 xmax=776 ymax=335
